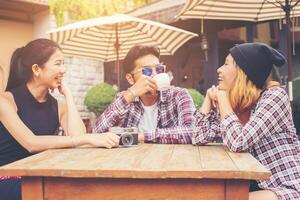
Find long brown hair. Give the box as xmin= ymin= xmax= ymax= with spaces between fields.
xmin=229 ymin=64 xmax=280 ymax=114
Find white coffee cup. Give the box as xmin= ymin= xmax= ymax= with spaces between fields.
xmin=153 ymin=73 xmax=171 ymax=91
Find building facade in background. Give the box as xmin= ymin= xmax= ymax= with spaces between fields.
xmin=0 ymin=0 xmax=104 ymax=119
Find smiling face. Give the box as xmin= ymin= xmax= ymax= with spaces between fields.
xmin=38 ymin=49 xmax=65 ymax=89
xmin=217 ymin=54 xmax=238 ymax=90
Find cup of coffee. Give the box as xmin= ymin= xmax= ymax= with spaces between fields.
xmin=153 ymin=73 xmax=171 ymax=91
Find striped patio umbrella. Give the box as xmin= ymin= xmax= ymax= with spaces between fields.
xmin=48 ymin=14 xmax=197 ymax=87
xmin=177 ymin=0 xmax=300 ymax=22
xmin=177 ymin=0 xmax=300 ymax=101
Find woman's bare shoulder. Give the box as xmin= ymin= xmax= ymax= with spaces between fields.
xmin=0 ymin=92 xmax=17 ymax=112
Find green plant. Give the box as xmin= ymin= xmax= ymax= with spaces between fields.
xmin=187 ymin=88 xmax=204 ymax=110
xmin=84 ymin=83 xmax=117 ymax=116
xmin=49 ymin=0 xmax=97 ymax=26
xmin=49 ymin=0 xmax=156 ymax=26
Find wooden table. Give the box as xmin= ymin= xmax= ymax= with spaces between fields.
xmin=0 ymin=144 xmax=270 ymax=200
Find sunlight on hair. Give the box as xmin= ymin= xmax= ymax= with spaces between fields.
xmin=266 ymin=81 xmax=280 ymax=88
xmin=229 ymin=65 xmax=281 ymax=114
xmin=229 ymin=66 xmax=261 ymax=114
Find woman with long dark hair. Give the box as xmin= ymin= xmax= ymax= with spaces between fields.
xmin=194 ymin=43 xmax=300 ymax=200
xmin=0 ymin=39 xmax=119 ymax=200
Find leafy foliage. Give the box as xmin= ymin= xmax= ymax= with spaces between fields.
xmin=49 ymin=0 xmax=97 ymax=26
xmin=84 ymin=83 xmax=117 ymax=116
xmin=49 ymin=0 xmax=155 ymax=26
xmin=187 ymin=88 xmax=204 ymax=110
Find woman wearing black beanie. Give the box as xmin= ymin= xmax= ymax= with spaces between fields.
xmin=193 ymin=43 xmax=299 ymax=200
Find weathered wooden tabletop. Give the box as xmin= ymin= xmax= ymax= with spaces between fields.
xmin=0 ymin=143 xmax=270 ymax=180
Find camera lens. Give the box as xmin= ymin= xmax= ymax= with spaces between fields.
xmin=121 ymin=133 xmax=134 ymax=147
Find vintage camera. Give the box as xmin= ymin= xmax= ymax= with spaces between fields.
xmin=109 ymin=127 xmax=139 ymax=147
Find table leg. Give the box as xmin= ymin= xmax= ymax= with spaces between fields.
xmin=22 ymin=177 xmax=43 ymax=200
xmin=225 ymin=180 xmax=249 ymax=200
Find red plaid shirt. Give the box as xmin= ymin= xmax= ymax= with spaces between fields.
xmin=93 ymin=87 xmax=196 ymax=144
xmin=193 ymin=86 xmax=300 ymax=200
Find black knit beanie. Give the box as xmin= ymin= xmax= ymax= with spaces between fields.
xmin=229 ymin=43 xmax=286 ymax=89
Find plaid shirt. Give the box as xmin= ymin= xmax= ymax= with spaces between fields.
xmin=0 ymin=176 xmax=20 ymax=180
xmin=193 ymin=86 xmax=300 ymax=200
xmin=93 ymin=86 xmax=196 ymax=144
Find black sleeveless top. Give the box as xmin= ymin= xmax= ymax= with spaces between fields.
xmin=0 ymin=84 xmax=59 ymax=166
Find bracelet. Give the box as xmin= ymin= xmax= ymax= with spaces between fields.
xmin=127 ymin=88 xmax=136 ymax=99
xmin=70 ymin=136 xmax=75 ymax=147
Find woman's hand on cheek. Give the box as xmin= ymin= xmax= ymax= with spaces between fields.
xmin=207 ymin=85 xmax=219 ymax=108
xmin=207 ymin=85 xmax=216 ymax=100
xmin=58 ymin=79 xmax=71 ymax=97
xmin=200 ymin=85 xmax=225 ymax=114
xmin=215 ymin=88 xmax=233 ymax=119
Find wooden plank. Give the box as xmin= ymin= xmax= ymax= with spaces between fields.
xmin=225 ymin=147 xmax=271 ymax=180
xmin=131 ymin=144 xmax=174 ymax=178
xmin=44 ymin=177 xmax=225 ymax=200
xmin=71 ymin=144 xmax=158 ymax=178
xmin=197 ymin=145 xmax=239 ymax=179
xmin=36 ymin=146 xmax=152 ymax=178
xmin=2 ymin=150 xmax=55 ymax=169
xmin=166 ymin=144 xmax=202 ymax=177
xmin=225 ymin=180 xmax=249 ymax=200
xmin=22 ymin=177 xmax=43 ymax=200
xmin=199 ymin=145 xmax=236 ymax=169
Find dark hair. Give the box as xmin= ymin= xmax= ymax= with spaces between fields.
xmin=123 ymin=45 xmax=160 ymax=74
xmin=6 ymin=38 xmax=61 ymax=91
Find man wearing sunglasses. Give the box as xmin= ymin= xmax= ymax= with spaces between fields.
xmin=93 ymin=45 xmax=196 ymax=144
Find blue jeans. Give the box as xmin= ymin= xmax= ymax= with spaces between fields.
xmin=0 ymin=179 xmax=21 ymax=200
